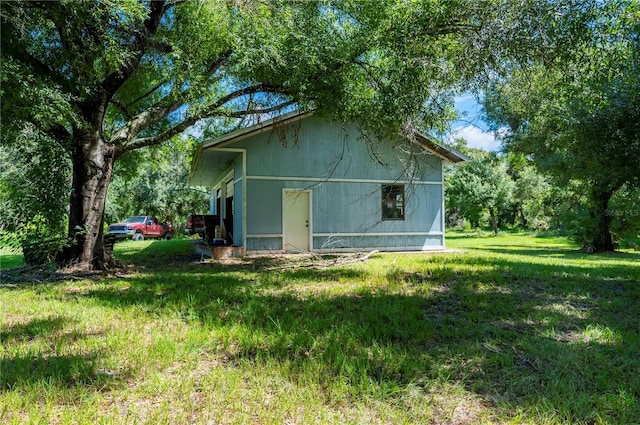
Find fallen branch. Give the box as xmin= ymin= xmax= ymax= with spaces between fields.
xmin=359 ymin=250 xmax=379 ymax=262
xmin=272 ymin=250 xmax=381 ymax=271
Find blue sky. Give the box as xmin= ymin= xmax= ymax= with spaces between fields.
xmin=450 ymin=94 xmax=501 ymax=152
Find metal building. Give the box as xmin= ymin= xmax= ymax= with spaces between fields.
xmin=189 ymin=111 xmax=466 ymax=253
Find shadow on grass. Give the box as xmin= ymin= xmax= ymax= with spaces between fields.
xmin=0 ymin=316 xmax=67 ymax=344
xmin=73 ymin=245 xmax=640 ymax=424
xmin=0 ymin=316 xmax=124 ymax=391
xmin=6 ymin=237 xmax=637 ymax=422
xmin=1 ymin=352 xmax=107 ymax=390
xmin=473 ymin=244 xmax=640 ymax=260
xmin=112 ymin=239 xmax=202 ymax=268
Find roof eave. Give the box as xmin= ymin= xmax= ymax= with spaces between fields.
xmin=412 ymin=133 xmax=469 ymax=163
xmin=200 ymin=110 xmax=314 ymax=150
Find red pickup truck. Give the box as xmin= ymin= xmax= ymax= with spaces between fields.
xmin=107 ymin=216 xmax=173 ymax=241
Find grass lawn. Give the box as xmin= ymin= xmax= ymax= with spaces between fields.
xmin=0 ymin=247 xmax=23 ymax=270
xmin=1 ymin=233 xmax=639 ymax=424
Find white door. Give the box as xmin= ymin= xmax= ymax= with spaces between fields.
xmin=283 ymin=190 xmax=310 ymax=252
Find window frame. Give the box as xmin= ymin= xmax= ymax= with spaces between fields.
xmin=381 ymin=184 xmax=405 ymax=221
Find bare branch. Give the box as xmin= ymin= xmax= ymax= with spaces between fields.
xmin=111 ymin=74 xmax=290 ymax=157
xmin=111 ymin=49 xmax=237 ymax=140
xmin=143 ymin=0 xmax=168 ymax=35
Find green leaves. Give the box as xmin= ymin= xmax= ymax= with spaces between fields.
xmin=105 ymin=136 xmax=208 ymax=227
xmin=6 ymin=0 xmax=630 ymax=264
xmin=0 ymin=123 xmax=72 ymax=255
xmin=446 ymin=153 xmax=514 ymax=232
xmin=482 ymin=0 xmax=640 ymax=249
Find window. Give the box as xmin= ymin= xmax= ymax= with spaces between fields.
xmin=382 ymin=184 xmax=405 ymax=220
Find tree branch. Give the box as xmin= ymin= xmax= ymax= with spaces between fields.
xmin=110 ymin=98 xmax=184 ymax=148
xmin=205 ymin=83 xmax=289 ymax=113
xmin=112 ymin=81 xmax=287 ymax=150
xmin=46 ymin=124 xmax=74 ymax=152
xmin=100 ymin=1 xmax=168 ymax=99
xmin=216 ymin=100 xmax=297 ymax=119
xmin=110 ymin=48 xmax=234 ymax=141
xmin=164 ymin=0 xmax=189 ymax=12
xmin=109 ymin=97 xmax=133 ymax=120
xmin=126 ymin=82 xmax=165 ymax=108
xmin=206 ymin=49 xmax=234 ymax=76
xmin=119 ymin=100 xmax=296 ymax=155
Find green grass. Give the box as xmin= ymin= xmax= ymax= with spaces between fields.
xmin=0 ymin=247 xmax=23 ymax=269
xmin=1 ymin=234 xmax=639 ymax=424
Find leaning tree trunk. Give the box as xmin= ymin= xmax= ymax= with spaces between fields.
xmin=589 ymin=188 xmax=615 ymax=252
xmin=63 ymin=128 xmax=117 ymax=269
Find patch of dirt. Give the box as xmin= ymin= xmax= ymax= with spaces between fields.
xmin=428 ymin=386 xmax=496 ymax=425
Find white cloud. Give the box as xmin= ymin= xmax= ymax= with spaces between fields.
xmin=451 ymin=125 xmax=502 ymax=152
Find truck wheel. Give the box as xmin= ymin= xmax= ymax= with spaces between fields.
xmin=132 ymin=233 xmax=144 ymax=241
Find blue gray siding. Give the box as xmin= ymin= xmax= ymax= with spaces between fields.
xmin=227 ymin=118 xmax=442 ymax=182
xmin=213 ymin=116 xmax=446 ymax=251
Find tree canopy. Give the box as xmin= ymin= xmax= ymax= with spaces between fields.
xmin=446 ymin=151 xmax=514 ymax=235
xmin=483 ymin=0 xmax=640 ymax=250
xmin=105 ymin=137 xmax=209 ymax=228
xmin=0 ymin=0 xmax=605 ymax=268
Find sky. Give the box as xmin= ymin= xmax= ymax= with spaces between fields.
xmin=450 ymin=94 xmax=502 ymax=152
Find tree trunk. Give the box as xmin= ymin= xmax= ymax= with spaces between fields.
xmin=519 ymin=205 xmax=527 ymax=228
xmin=589 ymin=188 xmax=615 ymax=252
xmin=62 ymin=129 xmax=116 ymax=269
xmin=489 ymin=207 xmax=498 ymax=235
